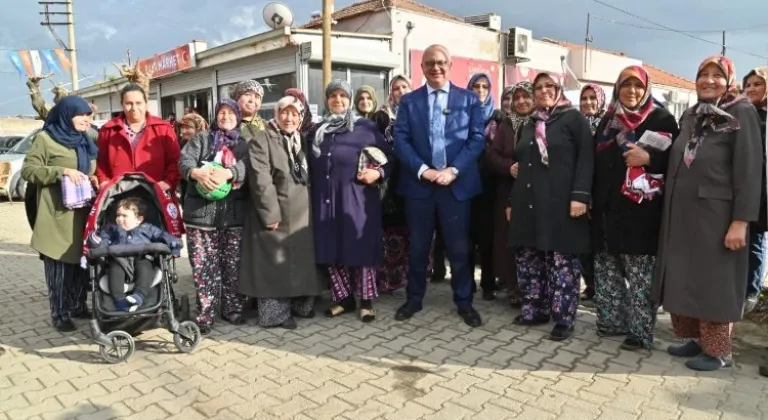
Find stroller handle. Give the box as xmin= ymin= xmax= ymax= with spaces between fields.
xmin=88 ymin=243 xmax=173 ymax=259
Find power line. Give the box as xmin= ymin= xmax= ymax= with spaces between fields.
xmin=591 ymin=0 xmax=768 ymax=60
xmin=592 ymin=15 xmax=768 ymax=34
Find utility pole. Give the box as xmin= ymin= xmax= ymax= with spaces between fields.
xmin=584 ymin=13 xmax=593 ymax=72
xmin=322 ymin=0 xmax=333 ymax=88
xmin=721 ymin=31 xmax=726 ymax=56
xmin=39 ymin=0 xmax=78 ymax=90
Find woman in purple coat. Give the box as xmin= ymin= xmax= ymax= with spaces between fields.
xmin=308 ymin=80 xmax=393 ymax=323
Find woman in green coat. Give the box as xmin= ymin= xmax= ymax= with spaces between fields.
xmin=21 ymin=96 xmax=98 ymax=332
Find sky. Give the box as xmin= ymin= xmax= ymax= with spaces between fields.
xmin=0 ymin=0 xmax=766 ymax=116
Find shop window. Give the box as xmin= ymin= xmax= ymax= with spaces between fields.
xmin=219 ymin=73 xmax=297 ymax=107
xmin=259 ymin=104 xmax=275 ymax=121
xmin=307 ymin=64 xmax=388 ymax=115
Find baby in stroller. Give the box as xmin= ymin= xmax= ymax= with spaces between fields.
xmin=88 ymin=197 xmax=183 ymax=312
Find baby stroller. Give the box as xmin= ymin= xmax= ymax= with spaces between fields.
xmin=83 ymin=172 xmax=201 ymax=363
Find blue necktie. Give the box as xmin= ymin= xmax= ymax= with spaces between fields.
xmin=430 ymin=90 xmax=446 ymax=169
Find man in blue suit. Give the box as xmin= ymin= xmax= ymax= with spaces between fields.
xmin=393 ymin=44 xmax=485 ymax=327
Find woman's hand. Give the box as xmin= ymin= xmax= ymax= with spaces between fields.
xmin=623 ymin=143 xmax=651 ymax=167
xmin=510 ymin=163 xmax=519 ymax=178
xmin=209 ymin=167 xmax=233 ymax=186
xmin=357 ymin=168 xmax=381 ymax=185
xmin=63 ymin=168 xmax=88 ymax=185
xmin=505 ymin=207 xmax=512 ymax=222
xmin=724 ymin=221 xmax=748 ymax=251
xmin=570 ymin=201 xmax=588 ymax=218
xmin=191 ymin=168 xmax=219 ymax=192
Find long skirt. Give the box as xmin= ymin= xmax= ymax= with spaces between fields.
xmin=328 ymin=265 xmax=377 ymax=301
xmin=671 ymin=314 xmax=733 ymax=358
xmin=187 ymin=227 xmax=245 ymax=326
xmin=516 ymin=247 xmax=581 ymax=327
xmin=594 ymin=253 xmax=657 ymax=348
xmin=257 ymin=297 xmax=315 ymax=327
xmin=377 ymin=227 xmax=409 ymax=293
xmin=42 ymin=256 xmax=88 ymax=325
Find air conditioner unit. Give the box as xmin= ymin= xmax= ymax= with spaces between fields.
xmin=464 ymin=13 xmax=502 ymax=31
xmin=507 ymin=27 xmax=532 ymax=61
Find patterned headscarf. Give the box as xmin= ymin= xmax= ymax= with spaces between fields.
xmin=354 ymin=85 xmax=378 ymax=120
xmin=229 ymin=80 xmax=264 ymax=101
xmin=579 ymin=83 xmax=607 ymax=134
xmin=381 ymin=75 xmax=411 ymax=119
xmin=273 ymin=96 xmax=308 ymax=185
xmin=211 ymin=98 xmax=242 ymax=153
xmin=743 ymin=67 xmax=768 ymax=111
xmin=312 ymin=80 xmax=360 ymax=157
xmin=180 ymin=113 xmax=208 ymax=132
xmin=683 ymin=55 xmax=750 ymax=167
xmin=507 ymin=81 xmax=534 ymax=134
xmin=284 ymin=88 xmax=312 ymax=133
xmin=598 ymin=66 xmax=661 ymax=152
xmin=468 ymin=73 xmax=495 ymax=122
xmin=531 ymin=73 xmax=573 ymax=166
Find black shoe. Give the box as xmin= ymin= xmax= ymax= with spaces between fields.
xmin=513 ymin=314 xmax=550 ymax=326
xmin=667 ymin=340 xmax=702 ymax=358
xmin=292 ymin=309 xmax=315 ymax=319
xmin=482 ymin=289 xmax=496 ymax=301
xmin=70 ymin=309 xmax=92 ymax=319
xmin=395 ymin=303 xmax=422 ymax=321
xmin=430 ymin=272 xmax=446 ymax=283
xmin=223 ymin=312 xmax=246 ymax=326
xmin=458 ymin=307 xmax=482 ymax=327
xmin=324 ymin=296 xmax=357 ymax=318
xmin=549 ymin=324 xmax=574 ymax=341
xmin=620 ymin=337 xmax=643 ymax=351
xmin=197 ymin=324 xmax=212 ymax=335
xmin=54 ymin=319 xmax=77 ymax=332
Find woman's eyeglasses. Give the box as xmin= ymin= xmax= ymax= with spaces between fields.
xmin=534 ymin=83 xmax=557 ymax=92
xmin=473 ymin=84 xmax=489 ymax=90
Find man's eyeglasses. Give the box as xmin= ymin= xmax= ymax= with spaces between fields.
xmin=423 ymin=60 xmax=449 ymax=69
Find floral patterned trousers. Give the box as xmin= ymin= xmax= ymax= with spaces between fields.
xmin=377 ymin=227 xmax=409 ymax=293
xmin=594 ymin=252 xmax=657 ymax=348
xmin=516 ymin=247 xmax=581 ymax=326
xmin=187 ymin=227 xmax=245 ymax=326
xmin=670 ymin=314 xmax=733 ymax=357
xmin=328 ymin=265 xmax=377 ymax=301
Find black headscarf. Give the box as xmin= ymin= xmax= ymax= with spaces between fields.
xmin=43 ymin=96 xmax=97 ymax=174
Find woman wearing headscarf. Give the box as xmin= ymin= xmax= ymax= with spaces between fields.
xmin=354 ymin=85 xmax=378 ymax=120
xmin=179 ymin=99 xmax=249 ymax=335
xmin=231 ymin=80 xmax=266 ymax=133
xmin=742 ymin=67 xmax=768 ymax=312
xmin=178 ymin=113 xmax=209 ymax=206
xmin=21 ymin=96 xmax=98 ymax=332
xmin=487 ymin=81 xmax=534 ymax=307
xmin=507 ymin=72 xmax=593 ymax=341
xmin=240 ymin=95 xmax=322 ymax=329
xmin=577 ymin=83 xmax=607 ymax=301
xmin=308 ymin=80 xmax=392 ymax=323
xmin=591 ymin=66 xmax=679 ymax=351
xmin=653 ymin=56 xmax=762 ymax=371
xmin=285 ymin=87 xmax=314 ymax=135
xmin=468 ymin=72 xmax=500 ymax=299
xmin=372 ymin=75 xmax=414 ymax=293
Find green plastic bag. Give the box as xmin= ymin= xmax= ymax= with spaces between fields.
xmin=195 ymin=162 xmax=232 ymax=201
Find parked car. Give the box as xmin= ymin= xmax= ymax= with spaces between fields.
xmin=0 ymin=135 xmax=23 ymax=153
xmin=0 ymin=129 xmax=40 ymax=198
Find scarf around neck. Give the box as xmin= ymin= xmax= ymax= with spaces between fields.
xmin=531 ymin=73 xmax=573 ymax=166
xmin=313 ymin=79 xmax=360 ymax=157
xmin=684 ymin=55 xmax=749 ymax=167
xmin=269 ymin=120 xmax=308 ymax=185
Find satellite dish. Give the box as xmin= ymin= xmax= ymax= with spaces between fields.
xmin=263 ymin=2 xmax=294 ymax=29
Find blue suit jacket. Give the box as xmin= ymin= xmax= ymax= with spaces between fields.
xmin=393 ymin=83 xmax=485 ymax=201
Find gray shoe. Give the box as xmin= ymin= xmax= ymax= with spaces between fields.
xmin=685 ymin=354 xmax=733 ymax=371
xmin=668 ymin=340 xmax=703 ymax=358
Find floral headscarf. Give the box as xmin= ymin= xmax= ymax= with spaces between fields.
xmin=180 ymin=113 xmax=208 ymax=132
xmin=312 ymin=79 xmax=360 ymax=157
xmin=211 ymin=98 xmax=242 ymax=153
xmin=284 ymin=88 xmax=312 ymax=133
xmin=381 ymin=75 xmax=411 ymax=119
xmin=743 ymin=67 xmax=768 ymax=111
xmin=507 ymin=81 xmax=534 ymax=134
xmin=354 ymin=85 xmax=378 ymax=120
xmin=683 ymin=55 xmax=750 ymax=167
xmin=598 ymin=66 xmax=660 ymax=152
xmin=230 ymin=80 xmax=264 ymax=101
xmin=531 ymin=73 xmax=573 ymax=166
xmin=579 ymin=83 xmax=607 ymax=134
xmin=468 ymin=73 xmax=495 ymax=122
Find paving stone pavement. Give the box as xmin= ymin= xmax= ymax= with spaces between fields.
xmin=2 ymin=203 xmax=768 ymax=420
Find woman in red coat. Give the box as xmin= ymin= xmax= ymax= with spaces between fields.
xmin=96 ymin=84 xmax=181 ymax=191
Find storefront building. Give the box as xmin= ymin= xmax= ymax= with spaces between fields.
xmin=76 ymin=28 xmax=399 ymax=121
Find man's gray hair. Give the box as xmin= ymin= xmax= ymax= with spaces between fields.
xmin=423 ymin=44 xmax=452 ymax=62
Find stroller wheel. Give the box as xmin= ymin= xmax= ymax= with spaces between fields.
xmin=99 ymin=331 xmax=135 ymax=364
xmin=173 ymin=321 xmax=202 ymax=353
xmin=178 ymin=295 xmax=190 ymax=321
